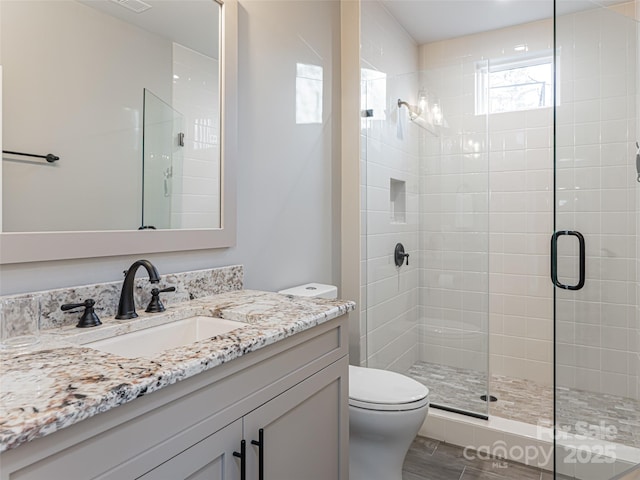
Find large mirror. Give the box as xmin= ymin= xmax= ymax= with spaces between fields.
xmin=0 ymin=0 xmax=237 ymax=263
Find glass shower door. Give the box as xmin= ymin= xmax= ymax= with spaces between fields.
xmin=142 ymin=89 xmax=184 ymax=230
xmin=361 ymin=70 xmax=423 ymax=378
xmin=554 ymin=1 xmax=640 ymax=477
xmin=414 ymin=61 xmax=491 ymax=418
xmin=362 ymin=66 xmax=490 ymax=418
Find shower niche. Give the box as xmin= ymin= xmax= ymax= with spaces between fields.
xmin=390 ymin=178 xmax=406 ymax=224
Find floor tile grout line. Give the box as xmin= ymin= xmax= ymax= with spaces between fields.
xmin=428 ymin=440 xmax=440 ymax=456
xmin=458 ymin=465 xmax=466 ymax=480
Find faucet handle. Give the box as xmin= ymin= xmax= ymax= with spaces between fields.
xmin=145 ymin=287 xmax=176 ymax=313
xmin=61 ymin=299 xmax=102 ymax=328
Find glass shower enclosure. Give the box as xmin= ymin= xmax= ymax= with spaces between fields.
xmin=142 ymin=88 xmax=184 ymax=230
xmin=362 ymin=65 xmax=491 ymax=418
xmin=360 ymin=0 xmax=639 ymax=477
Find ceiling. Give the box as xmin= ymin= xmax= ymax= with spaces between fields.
xmin=79 ymin=0 xmax=219 ymax=58
xmin=378 ymin=0 xmax=624 ymax=44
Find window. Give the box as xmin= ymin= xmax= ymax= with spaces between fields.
xmin=476 ymin=52 xmax=554 ymax=115
xmin=296 ymin=63 xmax=323 ymax=124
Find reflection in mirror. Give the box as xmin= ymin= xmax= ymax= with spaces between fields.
xmin=142 ymin=89 xmax=184 ymax=230
xmin=1 ymin=0 xmax=221 ymax=232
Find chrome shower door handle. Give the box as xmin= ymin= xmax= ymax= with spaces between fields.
xmin=550 ymin=230 xmax=585 ymax=290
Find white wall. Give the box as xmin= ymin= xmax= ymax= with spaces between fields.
xmin=0 ymin=0 xmax=341 ymax=299
xmin=360 ymin=0 xmax=420 ymax=371
xmin=419 ymin=20 xmax=554 ymax=385
xmin=1 ymin=0 xmax=172 ymax=231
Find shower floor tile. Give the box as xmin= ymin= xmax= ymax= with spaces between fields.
xmin=407 ymin=361 xmax=640 ymax=449
xmin=407 ymin=361 xmax=493 ymax=416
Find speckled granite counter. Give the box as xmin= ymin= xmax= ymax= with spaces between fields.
xmin=0 ymin=290 xmax=355 ymax=452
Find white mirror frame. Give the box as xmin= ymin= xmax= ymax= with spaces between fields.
xmin=0 ymin=0 xmax=237 ymax=265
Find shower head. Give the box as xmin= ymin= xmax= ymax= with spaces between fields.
xmin=397 ymin=98 xmax=422 ymax=121
xmin=397 ymin=98 xmax=440 ymax=136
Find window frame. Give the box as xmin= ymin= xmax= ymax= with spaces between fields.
xmin=475 ymin=50 xmax=556 ymax=116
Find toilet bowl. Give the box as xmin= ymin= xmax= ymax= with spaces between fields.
xmin=349 ymin=365 xmax=429 ymax=480
xmin=278 ymin=283 xmax=430 ymax=480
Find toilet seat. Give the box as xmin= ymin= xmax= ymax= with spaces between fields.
xmin=349 ymin=365 xmax=429 ymax=411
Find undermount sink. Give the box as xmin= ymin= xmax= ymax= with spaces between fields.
xmin=84 ymin=316 xmax=245 ymax=358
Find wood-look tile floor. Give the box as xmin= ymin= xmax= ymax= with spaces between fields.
xmin=402 ymin=436 xmax=562 ymax=480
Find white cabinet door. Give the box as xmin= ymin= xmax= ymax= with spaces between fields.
xmin=244 ymin=358 xmax=348 ymax=480
xmin=138 ymin=419 xmax=243 ymax=480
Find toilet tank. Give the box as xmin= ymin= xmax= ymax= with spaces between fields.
xmin=277 ymin=283 xmax=338 ymax=300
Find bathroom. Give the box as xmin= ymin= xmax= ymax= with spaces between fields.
xmin=0 ymin=0 xmax=639 ymax=479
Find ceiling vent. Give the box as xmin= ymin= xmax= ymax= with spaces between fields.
xmin=109 ymin=0 xmax=152 ymax=14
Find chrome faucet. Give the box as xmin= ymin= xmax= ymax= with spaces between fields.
xmin=116 ymin=259 xmax=161 ymax=319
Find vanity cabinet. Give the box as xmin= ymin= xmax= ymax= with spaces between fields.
xmin=0 ymin=315 xmax=349 ymax=480
xmin=244 ymin=360 xmax=345 ymax=480
xmin=139 ymin=420 xmax=243 ymax=480
xmin=139 ymin=360 xmax=346 ymax=480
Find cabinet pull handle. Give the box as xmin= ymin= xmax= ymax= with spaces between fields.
xmin=233 ymin=440 xmax=246 ymax=480
xmin=251 ymin=428 xmax=264 ymax=480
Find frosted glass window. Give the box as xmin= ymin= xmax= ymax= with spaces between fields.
xmin=296 ymin=63 xmax=323 ymax=124
xmin=476 ymin=52 xmax=554 ymax=115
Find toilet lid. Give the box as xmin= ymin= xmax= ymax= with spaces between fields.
xmin=349 ymin=365 xmax=429 ymax=411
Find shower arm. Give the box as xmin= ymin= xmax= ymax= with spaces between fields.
xmin=397 ymin=98 xmax=422 ymax=121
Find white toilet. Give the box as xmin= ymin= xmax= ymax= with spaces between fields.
xmin=278 ymin=283 xmax=430 ymax=480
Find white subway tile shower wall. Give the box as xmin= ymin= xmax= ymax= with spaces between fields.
xmin=418 ymin=7 xmax=639 ymax=394
xmin=419 ymin=20 xmax=555 ymax=385
xmin=361 ymin=1 xmax=638 ymax=397
xmin=171 ymin=44 xmax=220 ymax=229
xmin=554 ymin=5 xmax=638 ymax=398
xmin=361 ymin=0 xmax=420 ymax=371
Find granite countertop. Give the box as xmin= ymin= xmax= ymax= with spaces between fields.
xmin=0 ymin=290 xmax=355 ymax=453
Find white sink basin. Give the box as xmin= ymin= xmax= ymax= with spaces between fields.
xmin=84 ymin=316 xmax=245 ymax=358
